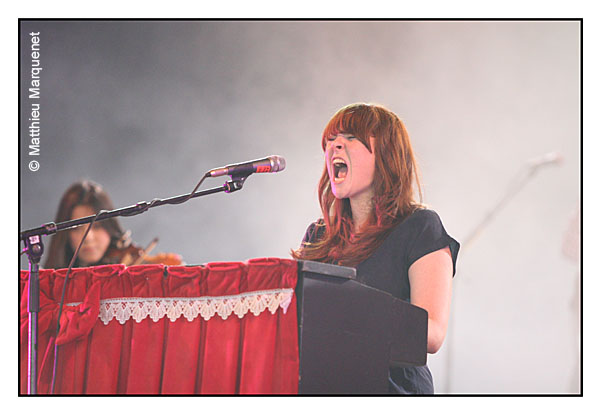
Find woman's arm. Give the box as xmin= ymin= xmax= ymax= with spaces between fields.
xmin=408 ymin=246 xmax=453 ymax=354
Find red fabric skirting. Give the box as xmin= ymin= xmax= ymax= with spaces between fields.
xmin=19 ymin=258 xmax=299 ymax=395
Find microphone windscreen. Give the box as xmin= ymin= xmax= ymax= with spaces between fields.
xmin=270 ymin=155 xmax=286 ymax=172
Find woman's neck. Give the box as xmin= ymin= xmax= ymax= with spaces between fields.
xmin=349 ymin=189 xmax=374 ymax=233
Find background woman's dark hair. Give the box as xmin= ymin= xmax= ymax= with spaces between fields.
xmin=44 ymin=180 xmax=126 ymax=269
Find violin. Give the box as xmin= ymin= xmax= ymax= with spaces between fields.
xmin=104 ymin=232 xmax=183 ymax=266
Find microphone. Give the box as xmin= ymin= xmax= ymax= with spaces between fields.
xmin=207 ymin=155 xmax=286 ymax=178
xmin=527 ymin=152 xmax=563 ymax=168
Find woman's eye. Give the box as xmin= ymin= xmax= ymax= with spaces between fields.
xmin=325 ymin=134 xmax=357 ymax=144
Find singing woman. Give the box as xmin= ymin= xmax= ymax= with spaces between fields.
xmin=293 ymin=103 xmax=460 ymax=394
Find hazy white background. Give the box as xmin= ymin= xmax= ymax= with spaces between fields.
xmin=19 ymin=20 xmax=580 ymax=394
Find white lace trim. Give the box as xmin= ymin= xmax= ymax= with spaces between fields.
xmin=67 ymin=288 xmax=294 ymax=325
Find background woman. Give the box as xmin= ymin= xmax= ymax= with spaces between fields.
xmin=44 ymin=180 xmax=129 ymax=269
xmin=293 ymin=103 xmax=460 ymax=394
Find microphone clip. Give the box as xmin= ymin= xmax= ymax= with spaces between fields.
xmin=224 ymin=173 xmax=251 ymax=194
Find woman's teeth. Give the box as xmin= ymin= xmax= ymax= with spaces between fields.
xmin=333 ymin=158 xmax=348 ymax=183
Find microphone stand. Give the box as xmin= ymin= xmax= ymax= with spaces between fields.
xmin=443 ymin=160 xmax=560 ymax=393
xmin=22 ymin=234 xmax=43 ymax=395
xmin=20 ymin=174 xmax=248 ymax=395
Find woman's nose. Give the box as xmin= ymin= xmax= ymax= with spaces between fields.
xmin=333 ymin=136 xmax=345 ymax=149
xmin=86 ymin=228 xmax=97 ymax=240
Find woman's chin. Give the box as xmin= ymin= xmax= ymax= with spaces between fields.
xmin=332 ymin=190 xmax=348 ymax=200
xmin=331 ymin=183 xmax=349 ymax=199
xmin=78 ymin=255 xmax=101 ymax=266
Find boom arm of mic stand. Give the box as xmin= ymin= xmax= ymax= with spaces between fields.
xmin=462 ymin=166 xmax=539 ymax=251
xmin=20 ymin=178 xmax=247 ymax=240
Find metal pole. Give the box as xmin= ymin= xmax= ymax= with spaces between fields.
xmin=24 ymin=235 xmax=43 ymax=395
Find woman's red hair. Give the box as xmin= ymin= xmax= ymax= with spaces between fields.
xmin=292 ymin=103 xmax=424 ymax=266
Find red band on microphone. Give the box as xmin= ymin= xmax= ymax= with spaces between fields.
xmin=256 ymin=166 xmax=272 ymax=173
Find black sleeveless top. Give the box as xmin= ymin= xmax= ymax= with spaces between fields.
xmin=301 ymin=209 xmax=460 ymax=394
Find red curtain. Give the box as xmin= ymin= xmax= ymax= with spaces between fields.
xmin=19 ymin=258 xmax=299 ymax=395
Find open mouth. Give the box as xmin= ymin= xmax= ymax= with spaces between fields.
xmin=332 ymin=158 xmax=348 ymax=183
